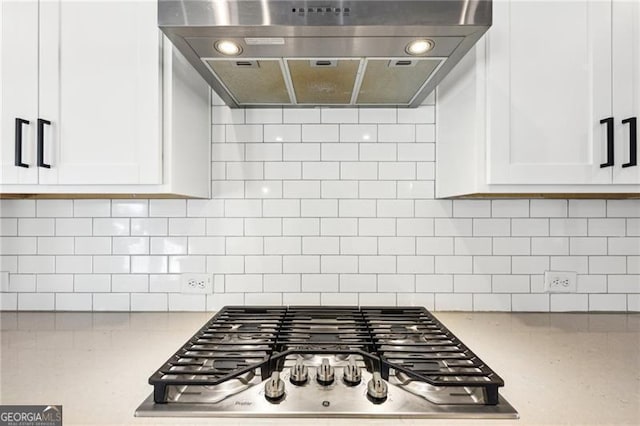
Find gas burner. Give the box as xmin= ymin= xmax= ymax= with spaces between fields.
xmin=138 ymin=306 xmax=517 ymax=419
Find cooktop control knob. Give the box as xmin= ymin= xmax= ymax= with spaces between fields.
xmin=367 ymin=372 xmax=388 ymax=403
xmin=290 ymin=358 xmax=308 ymax=385
xmin=265 ymin=371 xmax=285 ymax=401
xmin=316 ymin=358 xmax=335 ymax=385
xmin=343 ymin=358 xmax=361 ymax=386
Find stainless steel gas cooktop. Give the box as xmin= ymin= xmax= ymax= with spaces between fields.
xmin=135 ymin=306 xmax=518 ymax=419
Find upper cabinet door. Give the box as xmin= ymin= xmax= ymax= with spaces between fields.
xmin=613 ymin=0 xmax=640 ymax=184
xmin=38 ymin=0 xmax=162 ymax=185
xmin=487 ymin=0 xmax=613 ymax=185
xmin=0 ymin=0 xmax=39 ymax=184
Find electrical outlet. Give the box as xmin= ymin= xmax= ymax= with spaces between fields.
xmin=544 ymin=271 xmax=577 ymax=293
xmin=180 ymin=273 xmax=214 ymax=294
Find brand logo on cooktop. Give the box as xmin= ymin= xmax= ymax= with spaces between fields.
xmin=234 ymin=401 xmax=253 ymax=406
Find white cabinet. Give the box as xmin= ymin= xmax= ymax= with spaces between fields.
xmin=437 ymin=0 xmax=640 ymax=197
xmin=613 ymin=0 xmax=640 ymax=184
xmin=0 ymin=0 xmax=210 ymax=197
xmin=0 ymin=0 xmax=38 ymax=185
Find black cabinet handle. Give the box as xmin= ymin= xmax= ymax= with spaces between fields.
xmin=14 ymin=118 xmax=29 ymax=168
xmin=37 ymin=118 xmax=51 ymax=168
xmin=600 ymin=117 xmax=614 ymax=168
xmin=622 ymin=117 xmax=637 ymax=168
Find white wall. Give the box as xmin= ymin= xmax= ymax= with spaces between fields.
xmin=1 ymin=91 xmax=639 ymax=312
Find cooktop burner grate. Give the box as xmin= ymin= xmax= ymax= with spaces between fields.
xmin=148 ymin=306 xmax=504 ymax=405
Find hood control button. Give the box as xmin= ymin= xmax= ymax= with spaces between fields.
xmin=316 ymin=358 xmax=335 ymax=385
xmin=265 ymin=371 xmax=285 ymax=402
xmin=343 ymin=358 xmax=361 ymax=386
xmin=290 ymin=358 xmax=308 ymax=385
xmin=367 ymin=372 xmax=388 ymax=403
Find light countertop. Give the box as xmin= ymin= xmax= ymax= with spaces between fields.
xmin=1 ymin=311 xmax=639 ymax=426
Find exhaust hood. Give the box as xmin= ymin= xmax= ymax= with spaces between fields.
xmin=159 ymin=0 xmax=491 ymax=108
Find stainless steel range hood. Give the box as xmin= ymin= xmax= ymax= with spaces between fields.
xmin=159 ymin=0 xmax=491 ymax=108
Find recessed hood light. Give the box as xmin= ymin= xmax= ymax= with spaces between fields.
xmin=406 ymin=39 xmax=435 ymax=56
xmin=215 ymin=40 xmax=242 ymax=56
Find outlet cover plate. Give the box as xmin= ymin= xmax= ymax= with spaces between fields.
xmin=180 ymin=273 xmax=214 ymax=294
xmin=544 ymin=270 xmax=577 ymax=293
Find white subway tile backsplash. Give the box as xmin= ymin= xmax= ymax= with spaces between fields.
xmin=435 ymin=293 xmax=472 ymax=311
xmin=378 ymin=274 xmax=414 ymax=292
xmin=302 ymin=125 xmax=339 ymax=142
xmin=360 ymin=256 xmax=396 ymax=273
xmin=283 ymin=108 xmax=320 ymax=123
xmin=340 ymin=124 xmax=377 ymax=142
xmin=56 ymin=256 xmax=92 ymax=274
xmin=530 ymin=200 xmax=567 ymax=217
xmin=398 ymin=219 xmax=434 ymax=237
xmin=18 ymin=256 xmax=55 ymax=274
xmin=417 ymin=237 xmax=454 ymax=255
xmin=339 ymin=200 xmax=376 ymax=218
xmin=246 ymin=108 xmax=282 ymax=124
xmin=397 ymin=181 xmax=434 ymax=199
xmin=531 ymin=237 xmax=569 ymax=255
xmin=56 ymin=293 xmax=92 ymax=311
xmin=3 ymin=95 xmax=638 ymax=314
xmin=608 ymin=275 xmax=640 ymax=293
xmin=93 ymin=218 xmax=129 ymax=236
xmin=112 ymin=200 xmax=148 ymax=217
xmin=589 ymin=256 xmax=626 ymax=274
xmin=454 ymin=275 xmax=491 ymax=293
xmin=340 ymin=274 xmax=376 ymax=292
xmin=588 ymin=218 xmax=626 ymax=236
xmin=74 ymin=274 xmax=110 ymax=292
xmin=37 ymin=200 xmax=73 ymax=217
xmin=473 ymin=256 xmax=511 ymax=274
xmin=550 ymin=256 xmax=588 ymax=274
xmin=303 ymin=237 xmax=339 ymax=255
xmin=491 ymin=200 xmax=529 ymax=218
xmin=303 ymin=162 xmax=339 ymax=180
xmin=264 ymin=237 xmax=301 ymax=255
xmin=378 ymin=125 xmax=414 ymax=142
xmin=131 ymin=293 xmax=167 ymax=311
xmin=264 ymin=125 xmax=301 ymax=142
xmin=473 ymin=294 xmax=511 ymax=311
xmin=454 ymin=238 xmax=492 ymax=255
xmin=550 ymin=219 xmax=587 ymax=236
xmin=264 ymin=274 xmax=300 ymax=292
xmin=340 ymin=237 xmax=378 ymax=255
xmin=320 ymin=218 xmax=358 ymax=236
xmin=588 ymin=294 xmax=627 ymax=311
xmin=37 ymin=274 xmax=73 ymax=292
xmin=19 ymin=219 xmax=55 ymax=236
xmin=302 ymin=274 xmax=339 ymax=292
xmin=94 ymin=256 xmax=131 ymax=273
xmin=131 ymin=218 xmax=167 ymax=236
xmin=415 ymin=275 xmax=453 ymax=293
xmin=472 ymin=219 xmax=510 ymax=236
xmin=568 ymin=200 xmax=606 ymax=217
xmin=377 ymin=200 xmax=413 ymax=217
xmin=359 ymin=108 xmax=396 ymax=124
xmin=607 ymin=200 xmax=640 ymax=217
xmin=18 ymin=293 xmax=54 ymax=310
xmin=1 ymin=200 xmax=35 ymax=217
xmin=569 ymin=237 xmax=607 ymax=255
xmin=226 ymin=237 xmax=263 ymax=255
xmin=453 ymin=200 xmax=491 ymax=218
xmin=113 ymin=237 xmax=149 ymax=255
xmin=150 ymin=237 xmax=188 ymax=255
xmin=321 ymin=181 xmax=358 ymax=199
xmin=340 ymin=161 xmax=378 ymax=180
